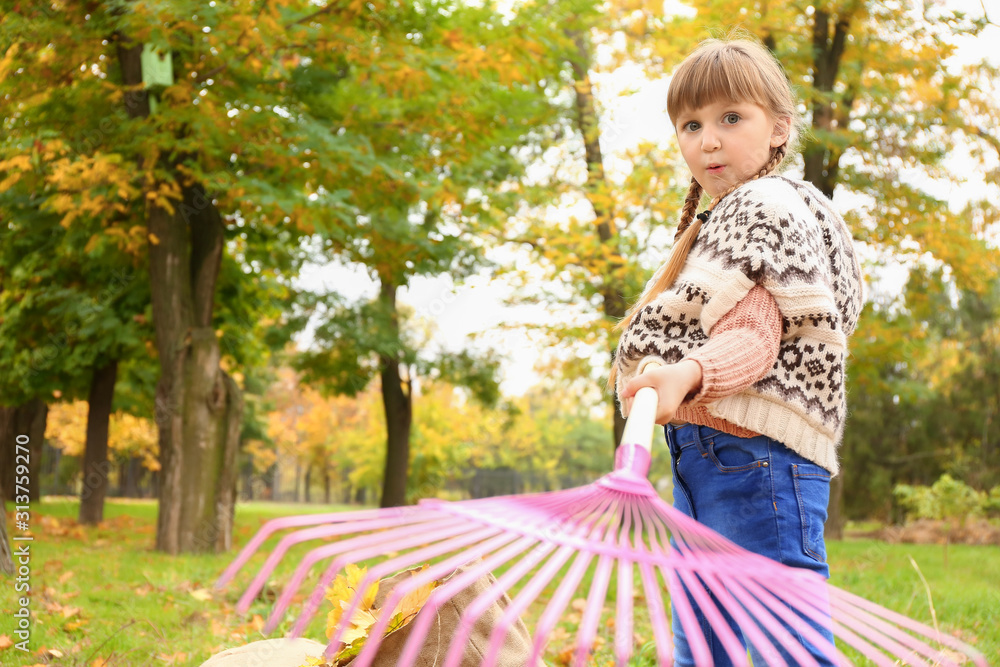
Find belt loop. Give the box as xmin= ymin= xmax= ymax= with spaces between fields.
xmin=692 ymin=423 xmax=708 ymax=456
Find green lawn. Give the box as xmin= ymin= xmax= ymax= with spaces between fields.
xmin=1 ymin=499 xmax=997 ymax=666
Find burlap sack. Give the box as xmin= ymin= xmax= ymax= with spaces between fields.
xmin=365 ymin=563 xmax=535 ymax=667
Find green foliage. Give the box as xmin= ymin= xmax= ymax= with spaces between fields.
xmin=894 ymin=474 xmax=986 ymax=527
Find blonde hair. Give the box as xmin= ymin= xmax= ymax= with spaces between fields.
xmin=609 ymin=37 xmax=800 ymax=389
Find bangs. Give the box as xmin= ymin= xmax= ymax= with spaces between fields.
xmin=666 ymin=45 xmax=773 ymax=124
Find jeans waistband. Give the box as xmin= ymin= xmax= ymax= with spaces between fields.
xmin=665 ymin=422 xmax=723 ymax=453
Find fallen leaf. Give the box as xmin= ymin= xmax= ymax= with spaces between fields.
xmin=190 ymin=588 xmax=213 ymax=602
xmin=0 ymin=635 xmax=12 ymax=650
xmin=390 ymin=578 xmax=437 ymax=626
xmin=64 ymin=619 xmax=89 ymax=632
xmin=58 ymin=571 xmax=75 ymax=585
xmin=61 ymin=606 xmax=81 ymax=619
xmin=91 ymin=659 xmax=108 ymax=667
xmin=156 ymin=651 xmax=187 ymax=664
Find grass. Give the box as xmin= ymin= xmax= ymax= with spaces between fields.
xmin=1 ymin=499 xmax=997 ymax=666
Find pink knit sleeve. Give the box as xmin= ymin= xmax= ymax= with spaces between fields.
xmin=684 ymin=285 xmax=782 ymax=405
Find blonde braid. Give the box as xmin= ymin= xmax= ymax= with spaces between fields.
xmin=674 ymin=177 xmax=704 ymax=242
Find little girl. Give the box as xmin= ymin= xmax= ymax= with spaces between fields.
xmin=612 ymin=38 xmax=864 ymax=665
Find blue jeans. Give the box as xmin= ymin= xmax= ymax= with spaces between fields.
xmin=666 ymin=423 xmax=836 ymax=666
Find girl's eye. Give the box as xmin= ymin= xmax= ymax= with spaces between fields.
xmin=724 ymin=113 xmax=740 ymax=124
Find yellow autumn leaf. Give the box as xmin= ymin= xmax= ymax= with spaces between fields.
xmin=323 ymin=564 xmax=379 ymax=633
xmin=337 ymin=604 xmax=378 ymax=644
xmin=388 ymin=576 xmax=438 ymax=627
xmin=148 ymin=232 xmax=160 ymax=245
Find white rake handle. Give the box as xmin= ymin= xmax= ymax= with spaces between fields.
xmin=620 ymin=386 xmax=659 ymax=453
xmin=618 ymin=361 xmax=663 ymax=454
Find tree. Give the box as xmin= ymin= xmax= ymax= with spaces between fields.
xmin=293 ymin=0 xmax=558 ymax=507
xmin=1 ymin=2 xmax=377 ymax=551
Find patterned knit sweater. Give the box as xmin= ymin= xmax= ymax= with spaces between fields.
xmin=614 ymin=175 xmax=864 ymax=474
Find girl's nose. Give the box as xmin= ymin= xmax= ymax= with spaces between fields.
xmin=701 ymin=128 xmax=720 ymax=151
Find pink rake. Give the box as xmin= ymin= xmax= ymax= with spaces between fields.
xmin=217 ymin=385 xmax=988 ymax=666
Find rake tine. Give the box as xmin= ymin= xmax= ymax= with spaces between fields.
xmin=574 ymin=552 xmax=614 ymax=667
xmin=524 ymin=496 xmax=623 ymax=667
xmin=783 ymin=577 xmax=965 ymax=667
xmin=216 ymin=507 xmax=414 ymax=588
xmin=446 ymin=490 xmax=619 ymax=667
xmin=288 ymin=518 xmax=509 ymax=637
xmin=322 ymin=525 xmax=503 ymax=651
xmin=612 ymin=503 xmax=638 ymax=666
xmin=394 ymin=534 xmax=540 ymax=666
xmin=784 ymin=580 xmax=947 ymax=666
xmin=348 ymin=530 xmax=523 ymax=667
xmin=635 ymin=500 xmax=675 ymax=665
xmin=526 ymin=549 xmax=595 ymax=667
xmin=672 ymin=565 xmax=750 ymax=665
xmin=441 ymin=541 xmax=564 ymax=667
xmin=829 ymin=619 xmax=901 ymax=667
xmin=639 ymin=560 xmax=673 ymax=665
xmin=703 ymin=571 xmax=811 ymax=667
xmin=830 ymin=606 xmax=935 ymax=667
xmin=575 ymin=499 xmax=631 ymax=665
xmin=234 ymin=514 xmax=450 ymax=612
xmin=267 ymin=519 xmax=474 ymax=634
xmin=737 ymin=575 xmax=846 ymax=665
xmin=830 ymin=587 xmax=989 ymax=666
xmin=834 ymin=601 xmax=963 ymax=667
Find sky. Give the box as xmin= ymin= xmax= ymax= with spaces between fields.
xmin=296 ymin=1 xmax=1000 ymax=397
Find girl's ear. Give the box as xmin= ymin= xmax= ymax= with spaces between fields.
xmin=770 ymin=116 xmax=791 ymax=147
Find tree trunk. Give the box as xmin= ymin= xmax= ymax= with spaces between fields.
xmin=0 ymin=399 xmax=48 ymax=503
xmin=803 ymin=10 xmax=853 ymax=199
xmin=825 ymin=474 xmax=845 ymax=540
xmin=79 ymin=359 xmax=118 ymax=525
xmin=802 ymin=11 xmax=856 ymax=535
xmin=117 ymin=36 xmax=242 ymax=554
xmin=323 ymin=467 xmax=331 ymax=504
xmin=119 ymin=456 xmax=144 ymax=498
xmin=377 ymin=279 xmax=413 ymax=508
xmin=294 ymin=460 xmax=301 ymax=502
xmin=0 ymin=482 xmax=12 ymax=576
xmin=567 ymin=30 xmax=628 ymax=452
xmin=304 ymin=464 xmax=312 ymax=503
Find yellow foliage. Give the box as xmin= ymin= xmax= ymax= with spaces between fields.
xmin=46 ymin=401 xmax=89 ymax=457
xmin=46 ymin=402 xmax=158 ymax=469
xmin=0 ymin=41 xmax=19 ymax=83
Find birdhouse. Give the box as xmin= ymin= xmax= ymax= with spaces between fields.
xmin=140 ymin=43 xmax=173 ymax=114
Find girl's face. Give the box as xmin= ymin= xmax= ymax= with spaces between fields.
xmin=674 ymin=100 xmax=790 ymax=198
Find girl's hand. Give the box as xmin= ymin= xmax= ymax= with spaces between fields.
xmin=620 ymin=360 xmax=703 ymax=425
